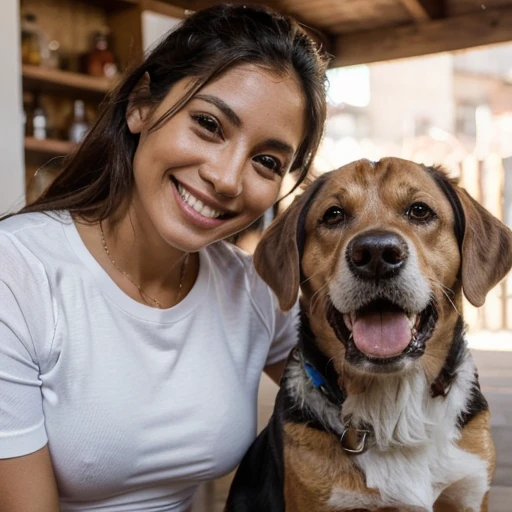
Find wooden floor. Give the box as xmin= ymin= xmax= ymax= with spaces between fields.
xmin=472 ymin=347 xmax=512 ymax=511
xmin=194 ymin=339 xmax=512 ymax=512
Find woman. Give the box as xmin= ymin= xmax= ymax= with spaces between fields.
xmin=0 ymin=4 xmax=328 ymax=511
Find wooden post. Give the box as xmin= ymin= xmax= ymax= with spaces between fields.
xmin=0 ymin=0 xmax=24 ymax=214
xmin=502 ymin=156 xmax=512 ymax=329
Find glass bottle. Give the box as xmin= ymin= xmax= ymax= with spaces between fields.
xmin=21 ymin=13 xmax=42 ymax=66
xmin=68 ymin=100 xmax=89 ymax=143
xmin=46 ymin=39 xmax=61 ymax=70
xmin=21 ymin=12 xmax=52 ymax=67
xmin=32 ymin=96 xmax=48 ymax=140
xmin=86 ymin=30 xmax=117 ymax=78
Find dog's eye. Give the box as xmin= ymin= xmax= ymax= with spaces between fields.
xmin=406 ymin=202 xmax=436 ymax=223
xmin=321 ymin=206 xmax=346 ymax=226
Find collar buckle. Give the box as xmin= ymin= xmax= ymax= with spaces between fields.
xmin=340 ymin=414 xmax=372 ymax=455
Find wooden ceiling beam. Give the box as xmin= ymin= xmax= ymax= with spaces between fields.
xmin=399 ymin=0 xmax=445 ymax=20
xmin=332 ymin=6 xmax=512 ymax=67
xmin=141 ymin=0 xmax=186 ymax=18
xmin=160 ymin=0 xmax=282 ymax=12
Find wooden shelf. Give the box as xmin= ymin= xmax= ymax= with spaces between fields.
xmin=25 ymin=136 xmax=77 ymax=157
xmin=84 ymin=0 xmax=140 ymax=10
xmin=22 ymin=65 xmax=113 ymax=99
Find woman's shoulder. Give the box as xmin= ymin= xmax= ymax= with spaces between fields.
xmin=0 ymin=212 xmax=59 ymax=329
xmin=0 ymin=211 xmax=71 ymax=279
xmin=0 ymin=210 xmax=69 ymax=239
xmin=1 ymin=211 xmax=45 ymax=231
xmin=0 ymin=212 xmax=48 ymax=257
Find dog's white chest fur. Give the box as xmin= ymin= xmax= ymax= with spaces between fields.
xmin=328 ymin=433 xmax=488 ymax=511
xmin=288 ymin=352 xmax=490 ymax=511
xmin=327 ymin=356 xmax=489 ymax=511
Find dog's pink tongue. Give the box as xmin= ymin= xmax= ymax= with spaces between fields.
xmin=352 ymin=311 xmax=411 ymax=358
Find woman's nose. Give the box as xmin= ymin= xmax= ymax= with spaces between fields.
xmin=198 ymin=155 xmax=244 ymax=198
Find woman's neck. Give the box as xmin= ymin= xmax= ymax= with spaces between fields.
xmin=75 ymin=208 xmax=198 ymax=308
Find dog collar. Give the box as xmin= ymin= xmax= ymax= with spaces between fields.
xmin=304 ymin=360 xmax=372 ymax=454
xmin=304 ymin=362 xmax=328 ymax=392
xmin=299 ymin=310 xmax=347 ymax=408
xmin=299 ymin=309 xmax=374 ymax=455
xmin=303 ymin=358 xmax=345 ymax=408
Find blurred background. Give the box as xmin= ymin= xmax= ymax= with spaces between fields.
xmin=0 ymin=0 xmax=511 ymax=510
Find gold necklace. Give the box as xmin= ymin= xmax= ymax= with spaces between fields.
xmin=99 ymin=221 xmax=189 ymax=309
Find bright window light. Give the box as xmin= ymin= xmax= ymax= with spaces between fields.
xmin=326 ymin=65 xmax=371 ymax=108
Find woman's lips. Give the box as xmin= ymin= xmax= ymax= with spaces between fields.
xmin=171 ymin=177 xmax=235 ymax=228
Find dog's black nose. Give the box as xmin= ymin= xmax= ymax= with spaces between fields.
xmin=347 ymin=230 xmax=408 ymax=280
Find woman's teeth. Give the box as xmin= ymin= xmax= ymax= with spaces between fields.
xmin=176 ymin=182 xmax=224 ymax=219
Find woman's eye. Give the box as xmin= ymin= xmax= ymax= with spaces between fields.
xmin=406 ymin=202 xmax=436 ymax=223
xmin=321 ymin=206 xmax=346 ymax=226
xmin=192 ymin=114 xmax=222 ymax=137
xmin=253 ymin=155 xmax=283 ymax=176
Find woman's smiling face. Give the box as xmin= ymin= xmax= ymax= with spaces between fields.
xmin=126 ymin=63 xmax=306 ymax=252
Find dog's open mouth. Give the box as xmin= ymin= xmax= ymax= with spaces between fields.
xmin=329 ymin=298 xmax=438 ymax=365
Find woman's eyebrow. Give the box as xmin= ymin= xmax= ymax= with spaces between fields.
xmin=194 ymin=94 xmax=241 ymax=127
xmin=262 ymin=139 xmax=295 ymax=158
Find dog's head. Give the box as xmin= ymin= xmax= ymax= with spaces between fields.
xmin=255 ymin=158 xmax=512 ymax=376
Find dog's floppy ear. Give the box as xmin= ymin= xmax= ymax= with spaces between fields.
xmin=458 ymin=188 xmax=512 ymax=307
xmin=254 ymin=175 xmax=329 ymax=311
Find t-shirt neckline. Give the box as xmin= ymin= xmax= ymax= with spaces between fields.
xmin=61 ymin=211 xmax=209 ymax=323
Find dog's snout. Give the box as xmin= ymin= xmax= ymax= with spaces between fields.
xmin=347 ymin=230 xmax=408 ymax=280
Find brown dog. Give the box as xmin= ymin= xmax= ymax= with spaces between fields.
xmin=226 ymin=158 xmax=512 ymax=512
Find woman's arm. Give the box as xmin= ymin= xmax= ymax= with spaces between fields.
xmin=0 ymin=445 xmax=59 ymax=512
xmin=264 ymin=358 xmax=287 ymax=385
xmin=0 ymin=235 xmax=60 ymax=510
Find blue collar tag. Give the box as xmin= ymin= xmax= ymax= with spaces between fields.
xmin=305 ymin=362 xmax=327 ymax=389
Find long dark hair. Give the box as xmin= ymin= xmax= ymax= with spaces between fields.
xmin=16 ymin=4 xmax=330 ymax=224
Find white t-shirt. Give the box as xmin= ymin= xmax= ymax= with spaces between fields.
xmin=0 ymin=211 xmax=297 ymax=511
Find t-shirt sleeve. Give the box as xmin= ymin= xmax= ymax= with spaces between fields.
xmin=265 ymin=297 xmax=299 ymax=366
xmin=0 ymin=233 xmax=54 ymax=458
xmin=227 ymin=241 xmax=299 ymax=367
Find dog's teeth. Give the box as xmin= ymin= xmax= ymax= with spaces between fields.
xmin=343 ymin=314 xmax=353 ymax=331
xmin=408 ymin=313 xmax=421 ymax=331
